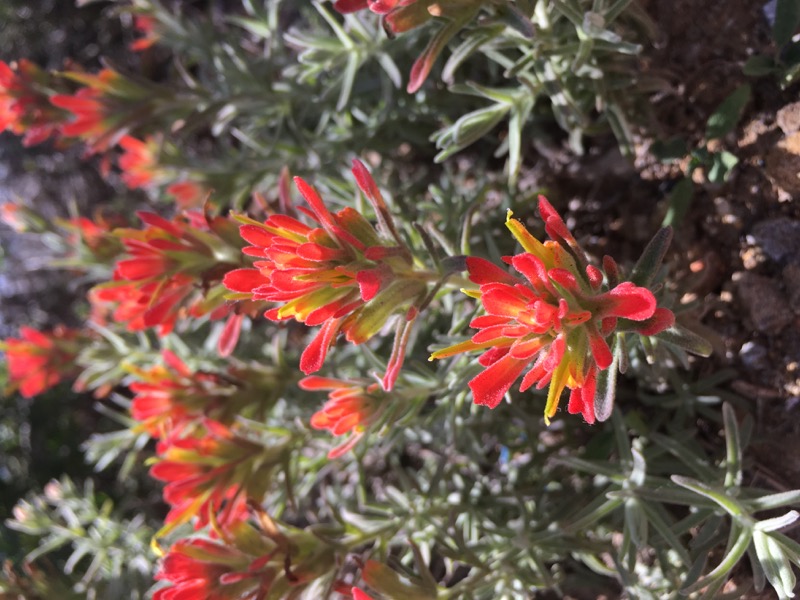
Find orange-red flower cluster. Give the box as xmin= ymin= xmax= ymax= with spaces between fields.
xmin=0 ymin=59 xmax=66 ymax=146
xmin=333 ymin=0 xmax=482 ymax=93
xmin=153 ymin=514 xmax=335 ymax=600
xmin=50 ymin=67 xmax=158 ymax=153
xmin=224 ymin=160 xmax=429 ymax=389
xmin=129 ymin=350 xmax=287 ymax=440
xmin=300 ymin=376 xmax=386 ymax=458
xmin=150 ymin=421 xmax=288 ymax=537
xmin=130 ymin=15 xmax=160 ymax=52
xmin=91 ymin=210 xmax=248 ymax=347
xmin=431 ymin=197 xmax=674 ymax=424
xmin=116 ymin=135 xmax=209 ymax=207
xmin=1 ymin=326 xmax=82 ymax=398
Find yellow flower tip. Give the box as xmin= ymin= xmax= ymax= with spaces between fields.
xmin=150 ymin=536 xmax=165 ymax=557
xmin=506 ymin=208 xmax=515 ymax=222
xmin=544 ymin=414 xmax=551 ymax=426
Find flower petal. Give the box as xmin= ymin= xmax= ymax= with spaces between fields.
xmin=468 ymin=353 xmax=528 ymax=408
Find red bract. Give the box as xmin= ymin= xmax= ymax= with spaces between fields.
xmin=118 ymin=135 xmax=162 ymax=189
xmin=1 ymin=326 xmax=82 ymax=398
xmin=0 ymin=59 xmax=66 ymax=146
xmin=129 ymin=350 xmax=288 ymax=439
xmin=130 ymin=15 xmax=160 ymax=52
xmin=50 ymin=67 xmax=156 ymax=153
xmin=154 ymin=515 xmax=336 ymax=600
xmin=223 ymin=160 xmax=429 ymax=389
xmin=167 ymin=180 xmax=208 ymax=208
xmin=332 ymin=0 xmax=481 ymax=93
xmin=92 ymin=211 xmax=245 ymax=339
xmin=431 ymin=196 xmax=674 ymax=424
xmin=150 ymin=421 xmax=289 ymax=537
xmin=300 ymin=376 xmax=386 ymax=458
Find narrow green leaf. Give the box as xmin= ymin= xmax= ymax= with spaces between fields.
xmin=594 ymin=336 xmax=620 ymax=422
xmin=671 ymin=476 xmax=746 ymax=517
xmin=631 ymin=226 xmax=673 ymax=287
xmin=683 ymin=525 xmax=753 ymax=594
xmin=774 ymin=0 xmax=800 ymax=46
xmin=754 ymin=530 xmax=796 ymax=599
xmin=705 ymin=84 xmax=751 ymax=139
xmin=749 ymin=490 xmax=800 ymax=512
xmin=707 ymin=151 xmax=739 ymax=184
xmin=743 ymin=55 xmax=778 ymax=77
xmin=723 ymin=402 xmax=742 ymax=488
xmin=654 ymin=324 xmax=713 ymax=357
xmin=754 ymin=511 xmax=800 ymax=533
xmin=661 ymin=177 xmax=693 ymax=228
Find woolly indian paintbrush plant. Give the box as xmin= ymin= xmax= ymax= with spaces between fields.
xmin=223 ymin=160 xmax=435 ymax=391
xmin=431 ymin=196 xmax=706 ymax=424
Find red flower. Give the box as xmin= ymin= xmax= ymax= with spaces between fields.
xmin=352 ymin=588 xmax=376 ymax=600
xmin=332 ymin=1 xmax=481 ymax=93
xmin=154 ymin=515 xmax=336 ymax=600
xmin=50 ymin=67 xmax=154 ymax=153
xmin=224 ymin=160 xmax=429 ymax=389
xmin=118 ymin=135 xmax=162 ymax=189
xmin=0 ymin=59 xmax=65 ymax=146
xmin=129 ymin=350 xmax=288 ymax=439
xmin=92 ymin=211 xmax=245 ymax=338
xmin=431 ymin=197 xmax=674 ymax=424
xmin=150 ymin=421 xmax=289 ymax=537
xmin=2 ymin=326 xmax=81 ymax=398
xmin=130 ymin=15 xmax=160 ymax=52
xmin=167 ymin=180 xmax=207 ymax=208
xmin=300 ymin=376 xmax=386 ymax=458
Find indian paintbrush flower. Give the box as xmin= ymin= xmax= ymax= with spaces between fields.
xmin=51 ymin=66 xmax=175 ymax=154
xmin=130 ymin=15 xmax=160 ymax=52
xmin=1 ymin=326 xmax=84 ymax=398
xmin=430 ymin=196 xmax=675 ymax=424
xmin=129 ymin=350 xmax=290 ymax=440
xmin=300 ymin=376 xmax=387 ymax=458
xmin=153 ymin=510 xmax=336 ymax=600
xmin=333 ymin=0 xmax=483 ymax=93
xmin=0 ymin=59 xmax=67 ymax=146
xmin=92 ymin=210 xmax=250 ymax=351
xmin=223 ymin=160 xmax=432 ymax=390
xmin=150 ymin=420 xmax=291 ymax=538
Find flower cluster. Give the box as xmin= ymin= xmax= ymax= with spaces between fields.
xmin=50 ymin=67 xmax=163 ymax=153
xmin=431 ymin=197 xmax=675 ymax=424
xmin=153 ymin=511 xmax=336 ymax=600
xmin=129 ymin=350 xmax=288 ymax=439
xmin=117 ymin=135 xmax=208 ymax=207
xmin=130 ymin=14 xmax=160 ymax=52
xmin=91 ymin=210 xmax=250 ymax=350
xmin=150 ymin=420 xmax=290 ymax=537
xmin=0 ymin=59 xmax=67 ymax=146
xmin=1 ymin=326 xmax=84 ymax=398
xmin=333 ymin=0 xmax=483 ymax=93
xmin=300 ymin=375 xmax=387 ymax=458
xmin=224 ymin=160 xmax=431 ymax=390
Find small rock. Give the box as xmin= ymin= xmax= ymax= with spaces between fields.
xmin=751 ymin=218 xmax=800 ymax=264
xmin=778 ymin=102 xmax=800 ymax=135
xmin=764 ymin=133 xmax=800 ymax=198
xmin=735 ymin=271 xmax=794 ymax=334
xmin=784 ymin=263 xmax=800 ymax=312
xmin=739 ymin=340 xmax=769 ymax=370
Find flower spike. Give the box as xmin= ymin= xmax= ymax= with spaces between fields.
xmin=431 ymin=197 xmax=675 ymax=423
